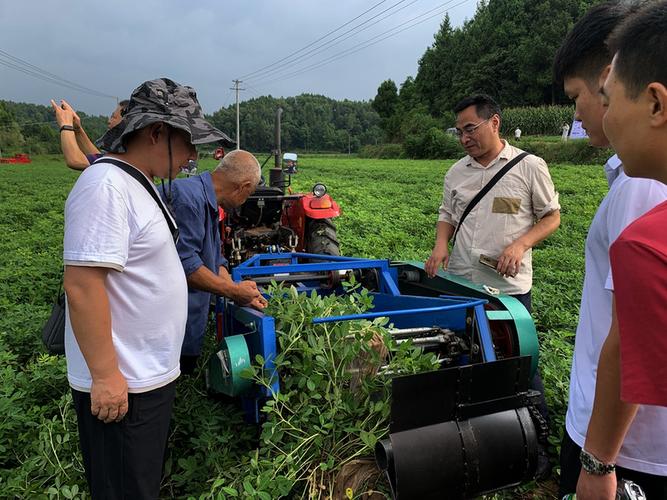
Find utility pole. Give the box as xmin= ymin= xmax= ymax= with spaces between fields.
xmin=231 ymin=79 xmax=245 ymax=150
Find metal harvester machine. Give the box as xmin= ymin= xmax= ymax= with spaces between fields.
xmin=207 ymin=252 xmax=543 ymax=499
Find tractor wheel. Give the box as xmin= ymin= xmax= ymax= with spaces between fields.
xmin=305 ymin=218 xmax=341 ymax=256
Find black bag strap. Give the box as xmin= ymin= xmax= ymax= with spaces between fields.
xmin=451 ymin=152 xmax=529 ymax=245
xmin=92 ymin=157 xmax=179 ymax=242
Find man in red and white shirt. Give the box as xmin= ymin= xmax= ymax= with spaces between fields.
xmin=577 ymin=2 xmax=667 ymax=498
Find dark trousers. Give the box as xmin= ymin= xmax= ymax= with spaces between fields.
xmin=559 ymin=430 xmax=667 ymax=499
xmin=72 ymin=381 xmax=176 ymax=500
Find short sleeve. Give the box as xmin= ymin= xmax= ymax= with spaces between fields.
xmin=603 ymin=177 xmax=667 ymax=291
xmin=64 ymin=181 xmax=130 ymax=270
xmin=611 ymin=236 xmax=667 ymax=406
xmin=438 ymin=171 xmax=455 ymax=224
xmin=529 ymin=156 xmax=560 ymax=220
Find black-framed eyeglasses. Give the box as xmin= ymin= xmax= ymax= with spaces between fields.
xmin=454 ymin=117 xmax=492 ymax=138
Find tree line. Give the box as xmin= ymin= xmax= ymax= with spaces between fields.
xmin=372 ymin=0 xmax=598 ymax=143
xmin=0 ymin=95 xmax=382 ymax=156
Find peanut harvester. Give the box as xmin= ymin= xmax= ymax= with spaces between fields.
xmin=206 ymin=252 xmax=545 ymax=499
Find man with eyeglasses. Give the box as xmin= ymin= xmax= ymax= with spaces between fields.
xmin=425 ymin=93 xmax=561 ymax=478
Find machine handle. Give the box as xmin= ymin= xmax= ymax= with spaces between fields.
xmin=312 ymin=300 xmax=487 ymax=324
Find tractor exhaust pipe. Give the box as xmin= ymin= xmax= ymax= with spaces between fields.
xmin=270 ymin=107 xmax=285 ymax=191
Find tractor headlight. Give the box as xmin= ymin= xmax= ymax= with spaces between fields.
xmin=313 ymin=183 xmax=327 ymax=198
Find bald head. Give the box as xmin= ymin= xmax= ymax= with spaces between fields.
xmin=215 ymin=150 xmax=261 ymax=186
xmin=211 ymin=149 xmax=262 ymax=210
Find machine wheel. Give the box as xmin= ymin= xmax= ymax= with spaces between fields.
xmin=305 ymin=218 xmax=341 ymax=256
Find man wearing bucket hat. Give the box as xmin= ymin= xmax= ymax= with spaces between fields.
xmin=63 ymin=77 xmax=233 ymax=499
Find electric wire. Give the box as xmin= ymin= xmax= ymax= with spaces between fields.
xmin=251 ymin=0 xmax=470 ymax=90
xmin=244 ymin=0 xmax=421 ymax=85
xmin=238 ymin=0 xmax=390 ymax=80
xmin=0 ymin=49 xmax=118 ymax=100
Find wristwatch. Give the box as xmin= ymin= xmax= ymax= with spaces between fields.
xmin=60 ymin=125 xmax=75 ymax=133
xmin=580 ymin=448 xmax=616 ymax=475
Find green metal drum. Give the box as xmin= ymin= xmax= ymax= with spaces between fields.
xmin=397 ymin=262 xmax=540 ymax=376
xmin=207 ymin=334 xmax=253 ymax=396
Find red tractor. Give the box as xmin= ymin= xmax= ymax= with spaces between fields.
xmin=220 ymin=152 xmax=341 ymax=266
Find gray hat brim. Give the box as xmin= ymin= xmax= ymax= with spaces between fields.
xmin=96 ymin=112 xmax=236 ymax=153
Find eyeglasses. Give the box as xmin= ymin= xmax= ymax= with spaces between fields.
xmin=454 ymin=117 xmax=492 ymax=138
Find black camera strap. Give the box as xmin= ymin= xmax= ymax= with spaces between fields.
xmin=451 ymin=152 xmax=529 ymax=245
xmin=92 ymin=157 xmax=179 ymax=243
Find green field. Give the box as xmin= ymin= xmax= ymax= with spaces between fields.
xmin=0 ymin=155 xmax=608 ymax=498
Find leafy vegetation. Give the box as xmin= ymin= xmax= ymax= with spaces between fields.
xmin=0 ymin=154 xmax=608 ymax=498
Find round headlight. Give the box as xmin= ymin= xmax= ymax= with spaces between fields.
xmin=312 ymin=183 xmax=327 ymax=198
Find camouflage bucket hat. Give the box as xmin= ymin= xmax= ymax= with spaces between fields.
xmin=96 ymin=78 xmax=235 ymax=153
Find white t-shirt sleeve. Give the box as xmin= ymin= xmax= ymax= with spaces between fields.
xmin=64 ymin=181 xmax=132 ymax=271
xmin=604 ymin=177 xmax=667 ymax=291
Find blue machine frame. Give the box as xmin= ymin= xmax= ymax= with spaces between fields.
xmin=212 ymin=253 xmax=499 ymax=423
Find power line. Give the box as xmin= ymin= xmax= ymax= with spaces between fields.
xmin=238 ymin=0 xmax=389 ymax=80
xmin=0 ymin=49 xmax=118 ymax=100
xmin=252 ymin=0 xmax=469 ymax=90
xmin=244 ymin=0 xmax=420 ymax=85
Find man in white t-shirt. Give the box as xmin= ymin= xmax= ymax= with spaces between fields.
xmin=553 ymin=3 xmax=667 ymax=497
xmin=63 ymin=78 xmax=234 ymax=499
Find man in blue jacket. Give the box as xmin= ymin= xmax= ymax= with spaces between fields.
xmin=162 ymin=149 xmax=267 ymax=374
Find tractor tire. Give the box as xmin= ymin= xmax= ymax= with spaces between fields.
xmin=305 ymin=218 xmax=341 ymax=256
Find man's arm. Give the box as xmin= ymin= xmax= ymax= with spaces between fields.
xmin=59 ymin=100 xmax=100 ymax=156
xmin=187 ymin=265 xmax=267 ymax=309
xmin=425 ymin=221 xmax=455 ymax=278
xmin=576 ymin=299 xmax=639 ymax=500
xmin=64 ymin=265 xmax=128 ymax=423
xmin=50 ymin=99 xmax=93 ymax=171
xmin=497 ymin=209 xmax=560 ymax=276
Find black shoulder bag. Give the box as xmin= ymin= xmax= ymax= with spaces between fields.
xmin=42 ymin=279 xmax=66 ymax=355
xmin=41 ymin=158 xmax=179 ymax=355
xmin=450 ymin=152 xmax=529 ymax=245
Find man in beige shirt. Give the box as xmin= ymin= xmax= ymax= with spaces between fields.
xmin=425 ymin=94 xmax=561 ymax=309
xmin=425 ymin=94 xmax=561 ymax=479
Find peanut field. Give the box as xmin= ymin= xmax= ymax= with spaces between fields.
xmin=0 ymin=154 xmax=608 ymax=498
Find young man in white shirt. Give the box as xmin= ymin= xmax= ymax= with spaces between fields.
xmin=64 ymin=78 xmax=234 ymax=499
xmin=553 ymin=3 xmax=667 ymax=497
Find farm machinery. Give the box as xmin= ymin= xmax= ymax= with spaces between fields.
xmin=206 ymin=252 xmax=544 ymax=499
xmin=219 ymin=152 xmax=341 ymax=266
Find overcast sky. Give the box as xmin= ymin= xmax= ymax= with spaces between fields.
xmin=0 ymin=0 xmax=478 ymax=117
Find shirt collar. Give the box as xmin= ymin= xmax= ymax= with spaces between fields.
xmin=198 ymin=171 xmax=218 ymax=211
xmin=604 ymin=154 xmax=623 ymax=187
xmin=466 ymin=139 xmax=511 ymax=168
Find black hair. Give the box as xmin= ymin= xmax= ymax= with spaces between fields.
xmin=553 ymin=1 xmax=636 ymax=84
xmin=607 ymin=0 xmax=667 ymax=99
xmin=118 ymin=100 xmax=130 ymax=115
xmin=452 ymin=94 xmax=501 ymax=120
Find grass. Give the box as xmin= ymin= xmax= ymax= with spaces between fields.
xmin=0 ymin=154 xmax=609 ymax=498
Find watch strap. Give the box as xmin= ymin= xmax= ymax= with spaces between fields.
xmin=580 ymin=448 xmax=616 ymax=475
xmin=59 ymin=125 xmax=75 ymax=133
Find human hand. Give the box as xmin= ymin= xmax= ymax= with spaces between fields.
xmin=233 ymin=280 xmax=268 ymax=310
xmin=50 ymin=99 xmax=76 ymax=128
xmin=576 ymin=470 xmax=617 ymax=500
xmin=90 ymin=369 xmax=128 ymax=424
xmin=497 ymin=240 xmax=528 ymax=277
xmin=425 ymin=244 xmax=449 ymax=278
xmin=60 ymin=99 xmax=82 ymax=129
